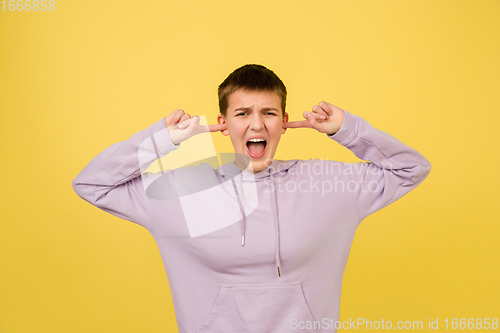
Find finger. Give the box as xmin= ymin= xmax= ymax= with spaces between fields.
xmin=174 ymin=113 xmax=191 ymax=128
xmin=282 ymin=120 xmax=308 ymax=128
xmin=166 ymin=109 xmax=184 ymax=125
xmin=318 ymin=101 xmax=334 ymax=116
xmin=179 ymin=113 xmax=191 ymax=122
xmin=305 ymin=112 xmax=317 ymax=127
xmin=208 ymin=123 xmax=227 ymax=132
xmin=312 ymin=105 xmax=330 ymax=119
xmin=177 ymin=117 xmax=193 ymax=130
xmin=303 ymin=111 xmax=324 ymax=121
xmin=187 ymin=114 xmax=199 ymax=127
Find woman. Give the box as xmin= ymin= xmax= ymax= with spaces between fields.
xmin=73 ymin=64 xmax=431 ymax=332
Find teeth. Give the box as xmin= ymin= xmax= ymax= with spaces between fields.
xmin=248 ymin=138 xmax=266 ymax=143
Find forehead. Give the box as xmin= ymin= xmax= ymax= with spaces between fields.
xmin=227 ymin=89 xmax=282 ymax=110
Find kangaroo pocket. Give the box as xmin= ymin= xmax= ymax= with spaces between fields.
xmin=198 ymin=282 xmax=318 ymax=333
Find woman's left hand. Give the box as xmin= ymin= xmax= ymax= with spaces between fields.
xmin=283 ymin=101 xmax=345 ymax=136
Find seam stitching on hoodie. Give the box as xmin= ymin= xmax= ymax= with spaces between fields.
xmin=149 ymin=127 xmax=160 ymax=230
xmin=352 ymin=131 xmax=417 ymax=221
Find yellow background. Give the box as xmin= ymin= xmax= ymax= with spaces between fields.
xmin=1 ymin=0 xmax=499 ymax=332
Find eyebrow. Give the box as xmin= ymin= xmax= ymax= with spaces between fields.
xmin=233 ymin=107 xmax=279 ymax=113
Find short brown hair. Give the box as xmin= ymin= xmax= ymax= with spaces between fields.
xmin=218 ymin=64 xmax=287 ymax=117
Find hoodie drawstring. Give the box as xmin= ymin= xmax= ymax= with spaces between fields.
xmin=231 ymin=174 xmax=246 ymax=246
xmin=269 ymin=170 xmax=281 ymax=277
xmin=224 ymin=164 xmax=282 ymax=277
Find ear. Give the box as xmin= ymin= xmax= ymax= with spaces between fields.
xmin=281 ymin=112 xmax=289 ymax=134
xmin=217 ymin=114 xmax=230 ymax=136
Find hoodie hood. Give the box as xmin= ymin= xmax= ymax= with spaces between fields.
xmin=220 ymin=159 xmax=299 ymax=181
xmin=218 ymin=159 xmax=299 ymax=277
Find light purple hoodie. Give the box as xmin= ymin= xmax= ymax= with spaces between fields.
xmin=72 ymin=109 xmax=431 ymax=332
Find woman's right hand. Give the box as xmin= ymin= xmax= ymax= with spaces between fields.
xmin=164 ymin=109 xmax=227 ymax=145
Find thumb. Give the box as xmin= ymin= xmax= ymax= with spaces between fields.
xmin=305 ymin=112 xmax=317 ymax=128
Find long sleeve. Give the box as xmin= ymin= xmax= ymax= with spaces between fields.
xmin=328 ymin=110 xmax=431 ymax=222
xmin=72 ymin=118 xmax=180 ymax=230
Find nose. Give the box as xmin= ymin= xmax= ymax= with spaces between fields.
xmin=249 ymin=113 xmax=265 ymax=131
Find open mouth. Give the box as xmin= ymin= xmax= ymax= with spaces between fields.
xmin=245 ymin=138 xmax=267 ymax=159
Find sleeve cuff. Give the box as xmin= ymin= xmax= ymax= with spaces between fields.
xmin=149 ymin=117 xmax=181 ymax=156
xmin=326 ymin=109 xmax=358 ymax=146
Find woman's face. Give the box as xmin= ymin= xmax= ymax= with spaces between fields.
xmin=218 ymin=89 xmax=288 ymax=173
